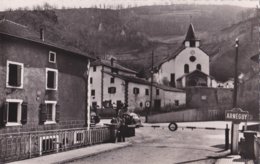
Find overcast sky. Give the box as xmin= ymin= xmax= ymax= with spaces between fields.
xmin=1 ymin=0 xmax=259 ymax=11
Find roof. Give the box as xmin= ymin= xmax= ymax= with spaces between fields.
xmin=177 ymin=69 xmax=214 ymax=81
xmin=153 ymin=45 xmax=186 ymax=70
xmin=92 ymin=59 xmax=137 ymax=74
xmin=104 ymin=71 xmax=149 ymax=85
xmin=0 ymin=19 xmax=95 ymax=60
xmin=184 ymin=23 xmax=199 ymax=42
xmin=104 ymin=71 xmax=185 ymax=93
xmin=153 ymin=83 xmax=185 ymax=92
xmin=250 ymin=54 xmax=259 ymax=62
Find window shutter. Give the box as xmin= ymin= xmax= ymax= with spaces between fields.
xmin=39 ymin=104 xmax=47 ymax=124
xmin=55 ymin=104 xmax=60 ymax=123
xmin=17 ymin=65 xmax=22 ymax=86
xmin=47 ymin=71 xmax=55 ymax=88
xmin=0 ymin=102 xmax=8 ymax=127
xmin=21 ymin=102 xmax=28 ymax=125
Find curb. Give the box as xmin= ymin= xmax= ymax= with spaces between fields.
xmin=55 ymin=142 xmax=132 ymax=164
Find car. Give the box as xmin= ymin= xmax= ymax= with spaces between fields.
xmin=129 ymin=113 xmax=143 ymax=128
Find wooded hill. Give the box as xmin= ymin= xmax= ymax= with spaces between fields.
xmin=0 ymin=4 xmax=258 ymax=81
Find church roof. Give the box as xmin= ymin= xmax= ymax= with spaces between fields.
xmin=184 ymin=23 xmax=199 ymax=41
xmin=176 ymin=69 xmax=214 ymax=81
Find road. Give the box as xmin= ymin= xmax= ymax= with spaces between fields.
xmin=68 ymin=121 xmax=240 ymax=164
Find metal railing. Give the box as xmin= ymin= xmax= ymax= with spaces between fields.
xmin=0 ymin=126 xmax=110 ymax=163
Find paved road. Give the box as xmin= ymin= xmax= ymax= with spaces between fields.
xmin=69 ymin=121 xmax=234 ymax=164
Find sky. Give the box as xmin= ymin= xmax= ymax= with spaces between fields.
xmin=1 ymin=0 xmax=259 ymax=11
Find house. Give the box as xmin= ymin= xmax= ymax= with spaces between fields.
xmin=0 ymin=19 xmax=97 ymax=159
xmin=89 ymin=58 xmax=186 ymax=112
xmin=153 ymin=23 xmax=215 ymax=88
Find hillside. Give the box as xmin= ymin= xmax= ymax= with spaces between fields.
xmin=0 ymin=4 xmax=257 ymax=81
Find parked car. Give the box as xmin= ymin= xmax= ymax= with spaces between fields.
xmin=129 ymin=113 xmax=143 ymax=128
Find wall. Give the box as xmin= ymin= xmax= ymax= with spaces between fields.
xmin=237 ymin=73 xmax=259 ymax=120
xmin=148 ymin=108 xmax=225 ymax=123
xmin=175 ymin=47 xmax=209 ymax=81
xmin=154 ymin=59 xmax=175 ymax=85
xmin=102 ymin=73 xmax=125 ymax=105
xmin=186 ymin=87 xmax=233 ymax=111
xmin=0 ymin=36 xmax=89 ymax=134
xmin=89 ymin=66 xmax=102 ymax=107
xmin=127 ymin=82 xmax=150 ymax=111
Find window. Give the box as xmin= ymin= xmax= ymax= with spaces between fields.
xmin=45 ymin=101 xmax=57 ymax=124
xmin=175 ymin=100 xmax=179 ymax=106
xmin=93 ymin=66 xmax=96 ymax=72
xmin=108 ymin=87 xmax=116 ymax=94
xmin=46 ymin=68 xmax=58 ymax=90
xmin=49 ymin=51 xmax=56 ymax=63
xmin=197 ymin=64 xmax=201 ymax=71
xmin=184 ymin=64 xmax=189 ymax=73
xmin=133 ymin=88 xmax=140 ymax=95
xmin=189 ymin=56 xmax=196 ymax=62
xmin=156 ymin=89 xmax=160 ymax=95
xmin=140 ymin=102 xmax=143 ymax=107
xmin=74 ymin=131 xmax=84 ymax=144
xmin=91 ymin=89 xmax=95 ymax=96
xmin=190 ymin=40 xmax=195 ymax=47
xmin=6 ymin=61 xmax=24 ymax=88
xmin=3 ymin=99 xmax=27 ymax=126
xmin=110 ymin=77 xmax=115 ymax=83
xmin=170 ymin=73 xmax=175 ymax=87
xmin=90 ymin=77 xmax=93 ymax=84
xmin=145 ymin=89 xmax=149 ymax=96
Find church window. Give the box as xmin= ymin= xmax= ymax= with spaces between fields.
xmin=189 ymin=56 xmax=196 ymax=62
xmin=197 ymin=64 xmax=201 ymax=71
xmin=184 ymin=64 xmax=189 ymax=73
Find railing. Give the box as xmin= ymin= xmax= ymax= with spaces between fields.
xmin=254 ymin=136 xmax=260 ymax=163
xmin=0 ymin=126 xmax=110 ymax=163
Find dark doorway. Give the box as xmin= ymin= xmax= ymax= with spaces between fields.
xmin=154 ymin=100 xmax=161 ymax=111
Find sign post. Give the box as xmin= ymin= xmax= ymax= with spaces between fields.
xmin=145 ymin=101 xmax=150 ymax=123
xmin=225 ymin=108 xmax=249 ymax=154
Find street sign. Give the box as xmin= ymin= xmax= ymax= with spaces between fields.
xmin=225 ymin=108 xmax=249 ymax=122
xmin=145 ymin=101 xmax=150 ymax=108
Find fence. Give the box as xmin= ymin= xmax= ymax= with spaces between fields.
xmin=148 ymin=108 xmax=225 ymax=123
xmin=0 ymin=126 xmax=110 ymax=163
xmin=254 ymin=136 xmax=260 ymax=163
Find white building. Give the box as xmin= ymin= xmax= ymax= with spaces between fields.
xmin=89 ymin=58 xmax=186 ymax=111
xmin=153 ymin=23 xmax=216 ymax=88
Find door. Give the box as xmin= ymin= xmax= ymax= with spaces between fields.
xmin=154 ymin=99 xmax=161 ymax=111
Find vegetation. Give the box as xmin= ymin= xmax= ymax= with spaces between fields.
xmin=0 ymin=3 xmax=258 ymax=81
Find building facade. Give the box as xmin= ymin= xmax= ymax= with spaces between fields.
xmin=153 ymin=23 xmax=215 ymax=88
xmin=0 ymin=19 xmax=93 ymax=134
xmin=89 ymin=58 xmax=186 ymax=112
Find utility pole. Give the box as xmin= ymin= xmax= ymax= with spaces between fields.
xmin=146 ymin=49 xmax=154 ymax=123
xmin=231 ymin=38 xmax=239 ymax=154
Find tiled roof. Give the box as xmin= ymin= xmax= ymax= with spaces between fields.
xmin=104 ymin=71 xmax=149 ymax=85
xmin=0 ymin=19 xmax=95 ymax=60
xmin=104 ymin=71 xmax=185 ymax=93
xmin=92 ymin=59 xmax=137 ymax=74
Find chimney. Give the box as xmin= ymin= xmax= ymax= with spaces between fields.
xmin=40 ymin=28 xmax=44 ymax=41
xmin=111 ymin=58 xmax=115 ymax=67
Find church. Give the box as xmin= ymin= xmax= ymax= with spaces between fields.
xmin=153 ymin=23 xmax=216 ymax=88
